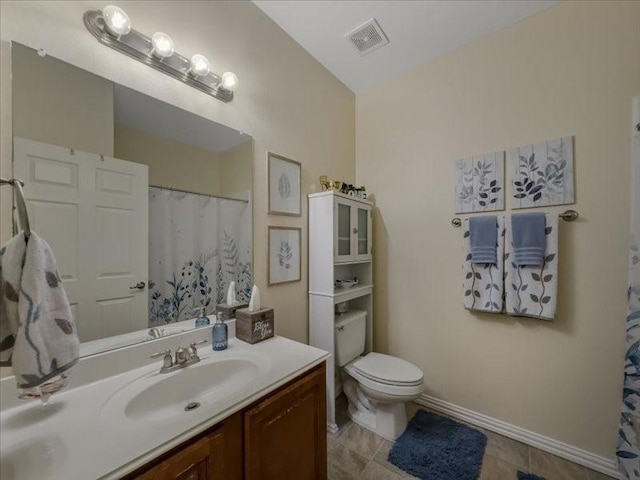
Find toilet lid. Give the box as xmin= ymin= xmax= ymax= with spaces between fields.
xmin=352 ymin=353 xmax=423 ymax=386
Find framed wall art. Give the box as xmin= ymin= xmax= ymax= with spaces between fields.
xmin=267 ymin=152 xmax=301 ymax=216
xmin=508 ymin=136 xmax=575 ymax=209
xmin=268 ymin=226 xmax=301 ymax=285
xmin=454 ymin=151 xmax=505 ymax=213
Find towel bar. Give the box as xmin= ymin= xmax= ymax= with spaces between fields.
xmin=451 ymin=209 xmax=579 ymax=227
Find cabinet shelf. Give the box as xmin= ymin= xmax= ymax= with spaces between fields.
xmin=334 ymin=259 xmax=372 ymax=266
xmin=309 ymin=284 xmax=373 ymax=303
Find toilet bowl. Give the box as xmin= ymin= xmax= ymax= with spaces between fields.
xmin=335 ymin=311 xmax=424 ymax=440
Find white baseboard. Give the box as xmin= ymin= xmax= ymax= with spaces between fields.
xmin=416 ymin=394 xmax=621 ymax=479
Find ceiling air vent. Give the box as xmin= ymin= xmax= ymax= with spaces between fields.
xmin=345 ymin=18 xmax=389 ymax=56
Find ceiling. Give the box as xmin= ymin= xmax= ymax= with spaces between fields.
xmin=113 ymin=84 xmax=248 ymax=154
xmin=253 ymin=0 xmax=557 ymax=92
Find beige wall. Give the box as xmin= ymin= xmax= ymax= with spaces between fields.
xmin=12 ymin=42 xmax=114 ymax=156
xmin=0 ymin=1 xmax=355 ymax=344
xmin=219 ymin=140 xmax=253 ymax=198
xmin=114 ymin=123 xmax=223 ymax=197
xmin=356 ymin=1 xmax=639 ymax=459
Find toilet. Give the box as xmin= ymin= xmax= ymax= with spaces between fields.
xmin=335 ymin=310 xmax=424 ymax=440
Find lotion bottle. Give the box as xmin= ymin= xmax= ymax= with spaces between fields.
xmin=212 ymin=312 xmax=228 ymax=351
xmin=194 ymin=306 xmax=210 ymax=328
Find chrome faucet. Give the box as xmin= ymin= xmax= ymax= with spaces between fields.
xmin=150 ymin=340 xmax=208 ymax=374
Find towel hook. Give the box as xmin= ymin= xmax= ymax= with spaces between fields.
xmin=1 ymin=177 xmax=31 ymax=240
xmin=451 ymin=210 xmax=579 ymax=227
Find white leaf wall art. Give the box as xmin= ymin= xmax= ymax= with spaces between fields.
xmin=509 ymin=136 xmax=574 ymax=209
xmin=268 ymin=226 xmax=301 ymax=285
xmin=454 ymin=151 xmax=505 ymax=213
xmin=268 ymin=152 xmax=301 ymax=216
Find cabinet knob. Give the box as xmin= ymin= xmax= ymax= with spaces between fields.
xmin=353 ymin=228 xmax=358 ymax=234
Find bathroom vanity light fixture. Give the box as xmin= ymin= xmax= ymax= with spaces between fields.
xmin=83 ymin=5 xmax=237 ymax=102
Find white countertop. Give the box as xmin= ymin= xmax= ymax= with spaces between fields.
xmin=0 ymin=336 xmax=329 ymax=480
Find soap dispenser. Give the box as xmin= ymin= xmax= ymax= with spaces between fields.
xmin=194 ymin=306 xmax=211 ymax=328
xmin=212 ymin=312 xmax=228 ymax=351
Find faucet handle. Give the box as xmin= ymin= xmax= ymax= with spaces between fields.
xmin=151 ymin=349 xmax=174 ymax=372
xmin=187 ymin=340 xmax=207 ymax=361
xmin=150 ymin=349 xmax=172 ymax=359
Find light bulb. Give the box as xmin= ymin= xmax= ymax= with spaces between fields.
xmin=189 ymin=54 xmax=210 ymax=77
xmin=102 ymin=5 xmax=131 ymax=37
xmin=150 ymin=32 xmax=174 ymax=59
xmin=221 ymin=72 xmax=238 ymax=91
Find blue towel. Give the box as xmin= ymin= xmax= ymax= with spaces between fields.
xmin=470 ymin=216 xmax=497 ymax=264
xmin=511 ymin=213 xmax=546 ymax=266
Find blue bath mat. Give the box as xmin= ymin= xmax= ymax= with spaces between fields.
xmin=517 ymin=473 xmax=546 ymax=480
xmin=388 ymin=410 xmax=487 ymax=480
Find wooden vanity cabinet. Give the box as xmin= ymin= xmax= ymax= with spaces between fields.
xmin=244 ymin=362 xmax=327 ymax=480
xmin=125 ymin=363 xmax=326 ymax=480
xmin=132 ymin=413 xmax=242 ymax=480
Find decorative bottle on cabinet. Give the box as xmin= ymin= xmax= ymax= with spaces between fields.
xmin=308 ymin=190 xmax=374 ymax=434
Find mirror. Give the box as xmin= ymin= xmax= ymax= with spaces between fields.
xmin=10 ymin=42 xmax=253 ymax=357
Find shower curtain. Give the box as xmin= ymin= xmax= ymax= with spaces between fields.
xmin=619 ymin=96 xmax=640 ymax=477
xmin=147 ymin=187 xmax=252 ymax=327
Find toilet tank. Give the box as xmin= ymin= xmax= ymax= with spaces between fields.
xmin=334 ymin=310 xmax=367 ymax=367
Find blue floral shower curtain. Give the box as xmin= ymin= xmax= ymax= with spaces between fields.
xmin=619 ymin=97 xmax=640 ymax=477
xmin=147 ymin=187 xmax=252 ymax=327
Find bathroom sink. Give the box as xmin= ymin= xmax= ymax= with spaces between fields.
xmin=101 ymin=354 xmax=266 ymax=424
xmin=0 ymin=435 xmax=68 ymax=480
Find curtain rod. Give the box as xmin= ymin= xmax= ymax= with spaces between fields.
xmin=149 ymin=184 xmax=249 ymax=203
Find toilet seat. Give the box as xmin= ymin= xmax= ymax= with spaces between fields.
xmin=351 ymin=353 xmax=423 ymax=387
xmin=344 ymin=353 xmax=424 ymax=399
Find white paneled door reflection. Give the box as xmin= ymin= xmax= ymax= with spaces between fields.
xmin=13 ymin=137 xmax=148 ymax=342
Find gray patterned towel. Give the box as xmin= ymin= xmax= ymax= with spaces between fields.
xmin=0 ymin=232 xmax=79 ymax=397
xmin=505 ymin=214 xmax=558 ymax=320
xmin=462 ymin=217 xmax=505 ymax=313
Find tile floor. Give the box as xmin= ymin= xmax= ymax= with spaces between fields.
xmin=328 ymin=397 xmax=615 ymax=480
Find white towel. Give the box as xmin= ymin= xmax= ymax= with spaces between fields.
xmin=505 ymin=214 xmax=558 ymax=320
xmin=0 ymin=232 xmax=79 ymax=398
xmin=462 ymin=217 xmax=505 ymax=313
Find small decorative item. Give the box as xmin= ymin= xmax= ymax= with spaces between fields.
xmin=331 ymin=181 xmax=342 ymax=191
xmin=335 ymin=277 xmax=359 ymax=289
xmin=454 ymin=151 xmax=504 ymax=213
xmin=319 ymin=175 xmax=330 ymax=191
xmin=268 ymin=152 xmax=301 ymax=216
xmin=268 ymin=226 xmax=302 ymax=285
xmin=335 ymin=301 xmax=349 ymax=314
xmin=236 ymin=285 xmax=275 ymax=344
xmin=508 ymin=136 xmax=575 ymax=209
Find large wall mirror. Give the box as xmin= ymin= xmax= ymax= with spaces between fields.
xmin=10 ymin=42 xmax=253 ymax=357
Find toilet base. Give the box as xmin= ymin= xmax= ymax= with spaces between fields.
xmin=348 ymin=399 xmax=408 ymax=441
xmin=343 ymin=377 xmax=409 ymax=441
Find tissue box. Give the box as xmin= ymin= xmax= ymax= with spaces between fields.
xmin=215 ymin=302 xmax=249 ymax=321
xmin=236 ymin=307 xmax=274 ymax=344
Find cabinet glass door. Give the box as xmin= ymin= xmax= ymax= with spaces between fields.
xmin=354 ymin=206 xmax=372 ymax=262
xmin=335 ymin=200 xmax=353 ymax=262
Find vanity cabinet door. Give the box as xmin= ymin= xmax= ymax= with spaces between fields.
xmin=244 ymin=363 xmax=327 ymax=480
xmin=129 ymin=414 xmax=242 ymax=480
